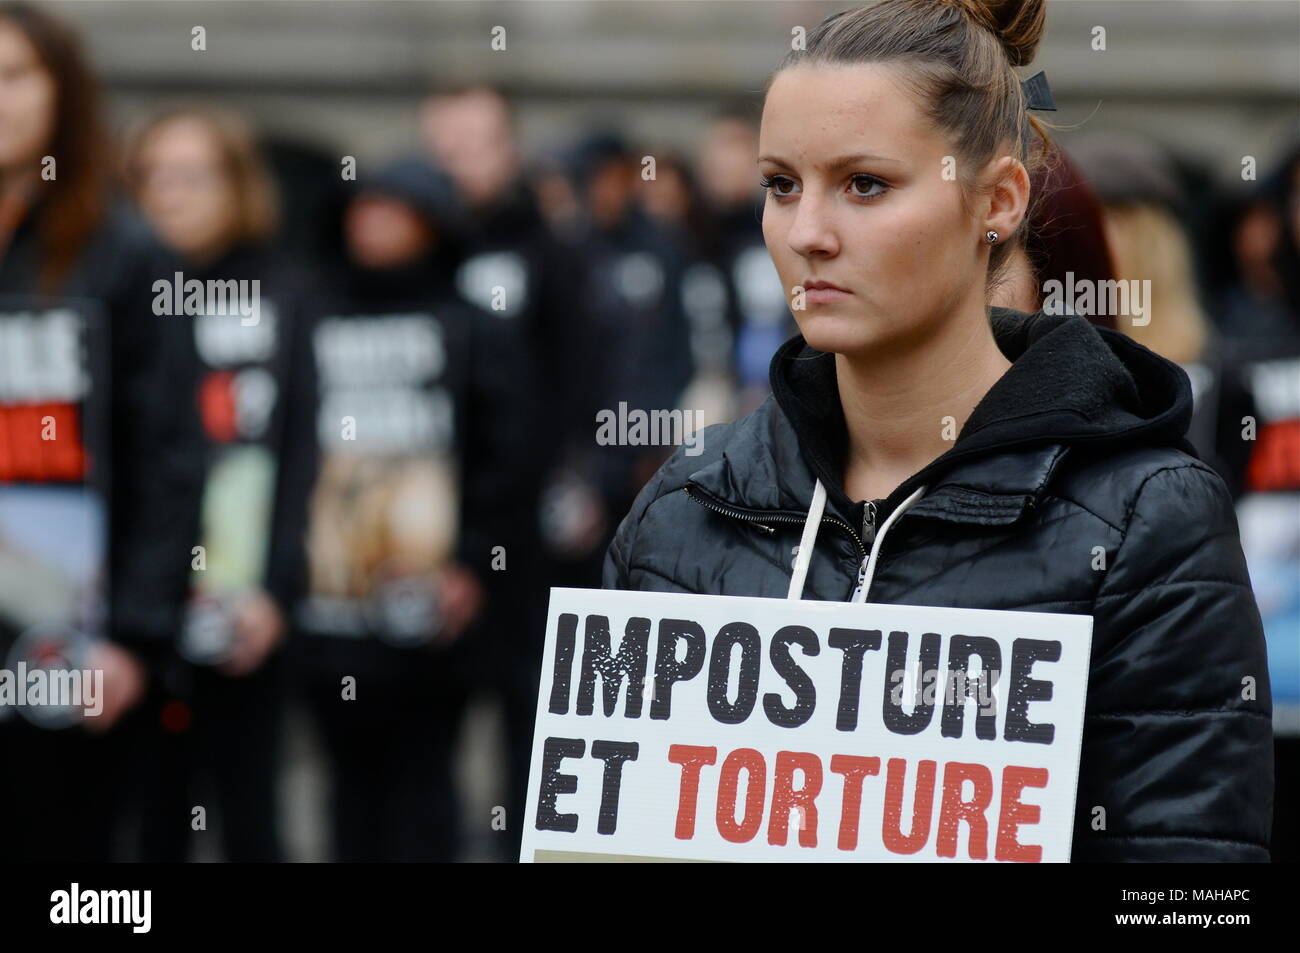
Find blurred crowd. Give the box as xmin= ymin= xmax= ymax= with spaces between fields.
xmin=0 ymin=1 xmax=1295 ymax=862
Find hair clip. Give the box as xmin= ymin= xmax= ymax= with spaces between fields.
xmin=1021 ymin=70 xmax=1057 ymax=111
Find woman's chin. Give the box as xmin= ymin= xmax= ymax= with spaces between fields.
xmin=795 ymin=310 xmax=878 ymax=355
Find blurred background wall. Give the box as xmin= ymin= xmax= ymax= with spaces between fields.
xmin=51 ymin=0 xmax=1300 ymax=182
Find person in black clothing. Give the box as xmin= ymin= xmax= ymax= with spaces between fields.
xmin=604 ymin=0 xmax=1272 ymax=861
xmin=0 ymin=1 xmax=204 ymax=861
xmin=1206 ymin=137 xmax=1300 ymax=862
xmin=639 ymin=150 xmax=738 ymax=426
xmin=697 ymin=109 xmax=794 ymax=415
xmin=292 ymin=155 xmax=531 ymax=862
xmin=560 ymin=129 xmax=696 ymax=566
xmin=423 ymin=84 xmax=585 ymax=860
xmin=125 ymin=104 xmax=318 ymax=861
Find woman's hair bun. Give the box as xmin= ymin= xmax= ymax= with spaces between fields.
xmin=949 ymin=0 xmax=1046 ymax=67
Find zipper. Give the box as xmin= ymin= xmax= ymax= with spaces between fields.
xmin=684 ymin=483 xmax=866 ymax=559
xmin=852 ymin=499 xmax=885 ymax=602
xmin=862 ymin=499 xmax=879 ymax=548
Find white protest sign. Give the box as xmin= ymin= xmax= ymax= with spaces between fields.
xmin=521 ymin=588 xmax=1092 ymax=863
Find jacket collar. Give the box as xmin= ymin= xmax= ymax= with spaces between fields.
xmin=688 ymin=306 xmax=1195 ymax=536
xmin=686 ymin=406 xmax=1067 ymax=534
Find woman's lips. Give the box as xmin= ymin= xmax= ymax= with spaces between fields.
xmin=803 ymin=281 xmax=853 ymax=306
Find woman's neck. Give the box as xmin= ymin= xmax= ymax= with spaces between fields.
xmin=835 ymin=301 xmax=1013 ymax=502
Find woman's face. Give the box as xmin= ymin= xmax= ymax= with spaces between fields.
xmin=135 ymin=118 xmax=238 ymax=261
xmin=760 ymin=63 xmax=1015 ymax=357
xmin=0 ymin=19 xmax=56 ymax=172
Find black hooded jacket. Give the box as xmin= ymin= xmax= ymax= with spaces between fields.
xmin=0 ymin=199 xmax=203 ymax=663
xmin=603 ymin=306 xmax=1274 ymax=862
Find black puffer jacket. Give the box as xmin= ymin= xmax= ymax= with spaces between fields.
xmin=603 ymin=306 xmax=1274 ymax=862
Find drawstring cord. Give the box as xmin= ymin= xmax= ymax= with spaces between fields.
xmin=787 ymin=479 xmax=928 ymax=603
xmin=786 ymin=480 xmax=828 ymax=600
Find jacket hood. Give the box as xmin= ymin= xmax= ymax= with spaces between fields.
xmin=687 ymin=306 xmax=1198 ymax=552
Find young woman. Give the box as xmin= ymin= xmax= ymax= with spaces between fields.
xmin=126 ymin=104 xmax=318 ymax=861
xmin=0 ymin=1 xmax=204 ymax=859
xmin=603 ymin=0 xmax=1274 ymax=862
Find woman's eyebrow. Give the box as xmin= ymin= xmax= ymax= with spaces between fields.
xmin=758 ymin=152 xmax=902 ymax=170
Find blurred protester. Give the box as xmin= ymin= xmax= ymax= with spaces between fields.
xmin=639 ymin=151 xmax=702 ymax=236
xmin=0 ymin=1 xmax=204 ymax=860
xmin=1070 ymin=134 xmax=1257 ymax=500
xmin=528 ymin=143 xmax=583 ymax=240
xmin=261 ymin=135 xmax=347 ymax=274
xmin=639 ymin=150 xmax=736 ymax=428
xmin=1214 ymin=135 xmax=1300 ymax=354
xmin=291 ymin=155 xmax=530 ymax=862
xmin=558 ymin=128 xmax=695 ymax=571
xmin=698 ymin=107 xmax=790 ymax=415
xmin=1207 ymin=136 xmax=1300 ymax=863
xmin=422 ymin=83 xmax=583 ymax=860
xmin=125 ymin=104 xmax=317 ymax=861
xmin=990 ymin=140 xmax=1118 ymax=331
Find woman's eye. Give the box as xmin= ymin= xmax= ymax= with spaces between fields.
xmin=850 ymin=174 xmax=888 ymax=199
xmin=760 ymin=175 xmax=797 ymax=197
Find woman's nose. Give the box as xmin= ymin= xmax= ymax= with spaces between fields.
xmin=785 ymin=192 xmax=839 ymax=259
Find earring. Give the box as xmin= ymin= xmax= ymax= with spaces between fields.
xmin=985 ymin=229 xmax=999 ymax=244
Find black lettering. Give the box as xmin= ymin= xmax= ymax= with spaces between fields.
xmin=591 ymin=740 xmax=640 ymax=835
xmin=707 ymin=621 xmax=761 ymax=724
xmin=828 ymin=627 xmax=881 ymax=731
xmin=763 ymin=625 xmax=820 ymax=728
xmin=1005 ymin=638 xmax=1060 ymax=744
xmin=941 ymin=635 xmax=1001 ymax=740
xmin=882 ymin=630 xmax=941 ymax=735
xmin=535 ymin=737 xmax=585 ymax=832
xmin=650 ymin=618 xmax=706 ymax=720
xmin=548 ymin=614 xmax=579 ymax=715
xmin=577 ymin=615 xmax=650 ymax=718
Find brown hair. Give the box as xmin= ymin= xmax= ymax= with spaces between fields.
xmin=0 ymin=1 xmax=109 ymax=296
xmin=764 ymin=0 xmax=1058 ymax=288
xmin=125 ymin=104 xmax=280 ymax=251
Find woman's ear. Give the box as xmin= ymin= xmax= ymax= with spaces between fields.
xmin=983 ymin=154 xmax=1031 ymax=243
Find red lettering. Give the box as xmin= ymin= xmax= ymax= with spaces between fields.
xmin=667 ymin=744 xmax=716 ymax=840
xmin=936 ymin=761 xmax=993 ymax=859
xmin=882 ymin=757 xmax=936 ymax=855
xmin=768 ymin=750 xmax=823 ymax=848
xmin=670 ymin=747 xmax=1044 ymax=860
xmin=996 ymin=765 xmax=1048 ymax=862
xmin=829 ymin=754 xmax=880 ymax=850
xmin=716 ymin=748 xmax=765 ymax=843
